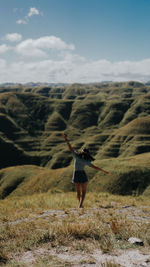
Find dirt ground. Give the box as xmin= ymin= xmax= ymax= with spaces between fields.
xmin=8 ymin=206 xmax=150 ymax=267
xmin=16 ymin=245 xmax=150 ymax=267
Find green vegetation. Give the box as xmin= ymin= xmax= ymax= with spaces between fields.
xmin=0 ymin=81 xmax=150 ymax=198
xmin=0 ymin=152 xmax=150 ymax=198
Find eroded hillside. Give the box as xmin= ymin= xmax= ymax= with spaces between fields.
xmin=0 ymin=81 xmax=150 ymax=170
xmin=0 ymin=82 xmax=150 ymax=197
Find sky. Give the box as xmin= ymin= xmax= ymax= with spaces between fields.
xmin=1 ymin=0 xmax=150 ymax=83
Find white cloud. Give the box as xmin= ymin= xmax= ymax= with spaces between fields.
xmin=15 ymin=36 xmax=75 ymax=57
xmin=16 ymin=7 xmax=40 ymax=24
xmin=33 ymin=36 xmax=75 ymax=50
xmin=4 ymin=33 xmax=22 ymax=42
xmin=27 ymin=7 xmax=39 ymax=17
xmin=74 ymin=58 xmax=150 ymax=83
xmin=0 ymin=44 xmax=11 ymax=54
xmin=1 ymin=34 xmax=150 ymax=83
xmin=16 ymin=19 xmax=27 ymax=25
xmin=16 ymin=40 xmax=47 ymax=57
xmin=0 ymin=58 xmax=7 ymax=68
xmin=1 ymin=56 xmax=150 ymax=84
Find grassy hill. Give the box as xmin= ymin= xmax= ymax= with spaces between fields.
xmin=0 ymin=81 xmax=150 ymax=198
xmin=0 ymin=152 xmax=150 ymax=199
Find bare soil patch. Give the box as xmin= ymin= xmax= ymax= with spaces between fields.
xmin=15 ymin=245 xmax=150 ymax=267
xmin=7 ymin=206 xmax=150 ymax=267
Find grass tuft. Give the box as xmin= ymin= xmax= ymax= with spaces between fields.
xmin=0 ymin=192 xmax=149 ymax=265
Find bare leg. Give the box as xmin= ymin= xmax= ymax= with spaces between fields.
xmin=75 ymin=183 xmax=81 ymax=205
xmin=79 ymin=182 xmax=87 ymax=208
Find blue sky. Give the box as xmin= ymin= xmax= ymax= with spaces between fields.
xmin=0 ymin=0 xmax=150 ymax=83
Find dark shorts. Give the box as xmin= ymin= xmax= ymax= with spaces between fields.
xmin=72 ymin=170 xmax=88 ymax=183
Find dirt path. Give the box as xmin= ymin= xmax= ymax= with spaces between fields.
xmin=9 ymin=205 xmax=150 ymax=226
xmin=16 ymin=245 xmax=150 ymax=267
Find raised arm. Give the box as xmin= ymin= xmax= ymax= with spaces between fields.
xmin=90 ymin=163 xmax=110 ymax=174
xmin=62 ymin=133 xmax=74 ymax=152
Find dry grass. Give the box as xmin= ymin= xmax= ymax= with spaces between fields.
xmin=0 ymin=152 xmax=150 ymax=199
xmin=0 ymin=192 xmax=150 ymax=266
xmin=102 ymin=264 xmax=122 ymax=267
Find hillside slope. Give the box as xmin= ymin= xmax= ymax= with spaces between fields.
xmin=0 ymin=152 xmax=150 ymax=198
xmin=0 ymin=82 xmax=150 ymax=197
xmin=0 ymin=82 xmax=150 ymax=170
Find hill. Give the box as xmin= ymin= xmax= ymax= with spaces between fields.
xmin=0 ymin=81 xmax=150 ymax=197
xmin=0 ymin=152 xmax=150 ymax=198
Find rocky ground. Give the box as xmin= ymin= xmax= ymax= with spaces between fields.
xmin=7 ymin=205 xmax=150 ymax=267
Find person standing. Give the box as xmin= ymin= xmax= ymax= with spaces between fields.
xmin=62 ymin=133 xmax=109 ymax=208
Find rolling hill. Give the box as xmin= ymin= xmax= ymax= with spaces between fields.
xmin=0 ymin=81 xmax=150 ymax=197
